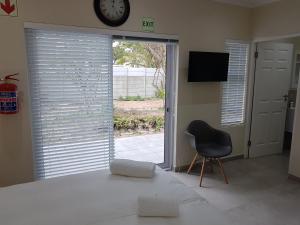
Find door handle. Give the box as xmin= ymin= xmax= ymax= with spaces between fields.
xmin=283 ymin=94 xmax=289 ymax=102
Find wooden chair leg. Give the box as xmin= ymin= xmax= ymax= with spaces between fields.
xmin=187 ymin=153 xmax=198 ymax=174
xmin=217 ymin=159 xmax=229 ymax=184
xmin=199 ymin=157 xmax=206 ymax=187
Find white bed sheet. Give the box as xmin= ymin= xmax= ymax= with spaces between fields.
xmin=0 ymin=168 xmax=234 ymax=225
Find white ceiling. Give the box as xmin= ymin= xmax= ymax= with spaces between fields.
xmin=213 ymin=0 xmax=280 ymax=8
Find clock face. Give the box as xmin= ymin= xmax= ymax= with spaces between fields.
xmin=94 ymin=0 xmax=130 ymax=27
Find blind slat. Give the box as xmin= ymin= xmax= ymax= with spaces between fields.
xmin=26 ymin=28 xmax=114 ymax=180
xmin=221 ymin=41 xmax=249 ymax=126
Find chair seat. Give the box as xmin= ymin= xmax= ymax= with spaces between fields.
xmin=196 ymin=144 xmax=232 ymax=158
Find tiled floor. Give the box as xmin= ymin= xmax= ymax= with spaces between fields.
xmin=172 ymin=154 xmax=300 ymax=225
xmin=114 ymin=133 xmax=164 ymax=164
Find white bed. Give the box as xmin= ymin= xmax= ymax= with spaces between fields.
xmin=0 ymin=168 xmax=235 ymax=225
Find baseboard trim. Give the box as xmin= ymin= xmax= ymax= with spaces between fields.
xmin=174 ymin=154 xmax=244 ymax=172
xmin=288 ymin=174 xmax=300 ymax=182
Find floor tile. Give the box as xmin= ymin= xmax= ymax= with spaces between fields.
xmin=171 ymin=154 xmax=300 ymax=223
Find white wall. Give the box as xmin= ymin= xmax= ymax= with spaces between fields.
xmin=113 ymin=67 xmax=163 ymax=99
xmin=0 ymin=0 xmax=251 ymax=186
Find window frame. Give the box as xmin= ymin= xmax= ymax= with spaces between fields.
xmin=221 ymin=40 xmax=250 ymax=127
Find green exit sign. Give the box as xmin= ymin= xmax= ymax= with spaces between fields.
xmin=142 ymin=17 xmax=155 ymax=32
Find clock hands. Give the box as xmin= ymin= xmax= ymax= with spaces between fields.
xmin=94 ymin=0 xmax=130 ymax=26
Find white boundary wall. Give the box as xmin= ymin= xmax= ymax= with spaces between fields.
xmin=113 ymin=66 xmax=164 ymax=99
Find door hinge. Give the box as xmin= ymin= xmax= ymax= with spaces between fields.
xmin=255 ymin=51 xmax=259 ymax=59
xmin=248 ymin=140 xmax=252 ymax=147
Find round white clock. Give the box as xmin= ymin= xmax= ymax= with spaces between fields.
xmin=94 ymin=0 xmax=130 ymax=27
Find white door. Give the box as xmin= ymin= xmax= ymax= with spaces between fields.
xmin=250 ymin=42 xmax=293 ymax=158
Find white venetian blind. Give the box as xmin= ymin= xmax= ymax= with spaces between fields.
xmin=25 ymin=28 xmax=114 ymax=179
xmin=221 ymin=40 xmax=249 ymax=126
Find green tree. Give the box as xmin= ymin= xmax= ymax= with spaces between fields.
xmin=113 ymin=41 xmax=154 ymax=67
xmin=113 ymin=41 xmax=166 ymax=98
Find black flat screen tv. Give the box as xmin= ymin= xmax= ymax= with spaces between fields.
xmin=188 ymin=51 xmax=229 ymax=82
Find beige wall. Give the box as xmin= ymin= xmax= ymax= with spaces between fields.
xmin=3 ymin=0 xmax=300 ymax=186
xmin=251 ymin=0 xmax=300 ymax=178
xmin=290 ymin=81 xmax=300 ymax=177
xmin=289 ymin=37 xmax=300 ymax=177
xmin=0 ymin=0 xmax=252 ymax=186
xmin=252 ymin=0 xmax=300 ymax=39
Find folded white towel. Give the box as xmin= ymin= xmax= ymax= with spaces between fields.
xmin=110 ymin=159 xmax=156 ymax=178
xmin=138 ymin=194 xmax=180 ymax=217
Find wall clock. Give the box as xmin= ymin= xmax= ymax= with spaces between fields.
xmin=94 ymin=0 xmax=130 ymax=27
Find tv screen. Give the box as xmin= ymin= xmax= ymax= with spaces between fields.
xmin=188 ymin=51 xmax=229 ymax=82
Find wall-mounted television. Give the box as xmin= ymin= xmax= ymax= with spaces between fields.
xmin=188 ymin=51 xmax=229 ymax=82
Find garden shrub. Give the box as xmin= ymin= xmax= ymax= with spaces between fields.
xmin=118 ymin=96 xmax=145 ymax=101
xmin=155 ymin=88 xmax=165 ymax=99
xmin=114 ymin=115 xmax=164 ymax=132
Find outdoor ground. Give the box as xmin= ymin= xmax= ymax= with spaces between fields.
xmin=114 ymin=99 xmax=164 ymax=114
xmin=113 ymin=98 xmax=165 ymax=163
xmin=115 ymin=133 xmax=164 ymax=164
xmin=114 ymin=99 xmax=164 ymax=137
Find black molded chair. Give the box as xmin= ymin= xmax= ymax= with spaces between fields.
xmin=185 ymin=120 xmax=232 ymax=187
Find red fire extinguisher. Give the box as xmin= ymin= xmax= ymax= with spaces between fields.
xmin=0 ymin=73 xmax=19 ymax=115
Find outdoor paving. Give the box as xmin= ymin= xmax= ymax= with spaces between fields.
xmin=114 ymin=133 xmax=164 ymax=164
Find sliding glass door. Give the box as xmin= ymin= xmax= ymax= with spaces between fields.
xmin=26 ymin=28 xmax=177 ymax=179
xmin=26 ymin=29 xmax=114 ymax=179
xmin=111 ymin=39 xmax=177 ymax=169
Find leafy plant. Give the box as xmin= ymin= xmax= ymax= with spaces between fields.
xmin=155 ymin=88 xmax=165 ymax=99
xmin=118 ymin=96 xmax=145 ymax=101
xmin=113 ymin=41 xmax=166 ymax=94
xmin=114 ymin=115 xmax=164 ymax=132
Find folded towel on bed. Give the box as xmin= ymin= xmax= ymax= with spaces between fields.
xmin=138 ymin=194 xmax=180 ymax=217
xmin=110 ymin=159 xmax=156 ymax=178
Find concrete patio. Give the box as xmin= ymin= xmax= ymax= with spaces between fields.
xmin=114 ymin=133 xmax=164 ymax=164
